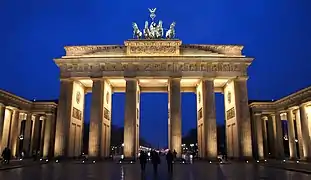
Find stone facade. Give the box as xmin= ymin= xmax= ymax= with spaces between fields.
xmin=249 ymin=86 xmax=311 ymax=160
xmin=54 ymin=39 xmax=254 ymax=160
xmin=0 ymin=89 xmax=57 ymax=158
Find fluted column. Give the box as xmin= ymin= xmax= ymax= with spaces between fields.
xmin=123 ymin=78 xmax=138 ymax=159
xmin=0 ymin=103 xmax=6 ymax=154
xmin=168 ymin=78 xmax=182 ymax=157
xmin=254 ymin=113 xmax=264 ymax=159
xmin=275 ymin=112 xmax=285 ymax=159
xmin=54 ymin=80 xmax=74 ymax=157
xmin=299 ymin=105 xmax=311 ymax=160
xmin=261 ymin=117 xmax=269 ymax=158
xmin=267 ymin=114 xmax=276 ymax=157
xmin=10 ymin=109 xmax=20 ymax=157
xmin=294 ymin=109 xmax=304 ymax=159
xmin=287 ymin=109 xmax=297 ymax=159
xmin=43 ymin=113 xmax=54 ymax=158
xmin=88 ymin=79 xmax=105 ymax=157
xmin=31 ymin=115 xmax=41 ymax=154
xmin=23 ymin=113 xmax=33 ymax=156
xmin=202 ymin=79 xmax=217 ymax=159
xmin=234 ymin=78 xmax=252 ymax=159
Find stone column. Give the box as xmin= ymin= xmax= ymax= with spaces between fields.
xmin=299 ymin=105 xmax=311 ymax=160
xmin=287 ymin=109 xmax=297 ymax=159
xmin=123 ymin=78 xmax=138 ymax=159
xmin=274 ymin=112 xmax=285 ymax=159
xmin=10 ymin=109 xmax=20 ymax=157
xmin=89 ymin=79 xmax=105 ymax=157
xmin=23 ymin=113 xmax=33 ymax=156
xmin=254 ymin=113 xmax=264 ymax=159
xmin=294 ymin=109 xmax=304 ymax=159
xmin=261 ymin=117 xmax=269 ymax=158
xmin=267 ymin=114 xmax=276 ymax=157
xmin=54 ymin=80 xmax=74 ymax=157
xmin=168 ymin=78 xmax=182 ymax=157
xmin=201 ymin=79 xmax=217 ymax=159
xmin=0 ymin=103 xmax=6 ymax=154
xmin=31 ymin=115 xmax=41 ymax=154
xmin=43 ymin=113 xmax=54 ymax=158
xmin=234 ymin=78 xmax=253 ymax=159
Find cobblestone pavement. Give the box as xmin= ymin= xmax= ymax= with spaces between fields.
xmin=0 ymin=160 xmax=311 ymax=180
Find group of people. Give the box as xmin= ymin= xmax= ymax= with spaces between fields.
xmin=1 ymin=147 xmax=11 ymax=164
xmin=139 ymin=149 xmax=177 ymax=174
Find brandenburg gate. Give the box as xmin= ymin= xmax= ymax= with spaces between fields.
xmin=53 ymin=9 xmax=253 ymax=160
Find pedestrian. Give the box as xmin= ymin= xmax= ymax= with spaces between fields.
xmin=166 ymin=150 xmax=174 ymax=173
xmin=139 ymin=151 xmax=147 ymax=172
xmin=151 ymin=150 xmax=161 ymax=174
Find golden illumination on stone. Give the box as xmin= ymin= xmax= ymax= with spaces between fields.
xmin=124 ymin=39 xmax=182 ymax=56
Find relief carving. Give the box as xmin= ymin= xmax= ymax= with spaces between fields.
xmin=60 ymin=62 xmax=249 ymax=74
xmin=226 ymin=107 xmax=235 ymax=120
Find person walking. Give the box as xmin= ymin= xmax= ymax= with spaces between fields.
xmin=166 ymin=150 xmax=174 ymax=173
xmin=139 ymin=151 xmax=147 ymax=172
xmin=151 ymin=150 xmax=160 ymax=174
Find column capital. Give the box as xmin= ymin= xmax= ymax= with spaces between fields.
xmin=0 ymin=102 xmax=5 ymax=107
xmin=5 ymin=106 xmax=18 ymax=111
xmin=60 ymin=78 xmax=73 ymax=82
xmin=91 ymin=77 xmax=105 ymax=81
xmin=235 ymin=76 xmax=249 ymax=81
xmin=45 ymin=112 xmax=54 ymax=116
xmin=169 ymin=76 xmax=181 ymax=80
xmin=124 ymin=77 xmax=138 ymax=81
xmin=201 ymin=77 xmax=215 ymax=81
xmin=287 ymin=106 xmax=299 ymax=111
xmin=254 ymin=112 xmax=262 ymax=116
xmin=299 ymin=102 xmax=310 ymax=108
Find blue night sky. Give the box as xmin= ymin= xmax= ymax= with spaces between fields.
xmin=1 ymin=0 xmax=311 ymax=147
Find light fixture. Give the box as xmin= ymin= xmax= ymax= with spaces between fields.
xmin=93 ymin=160 xmax=96 ymax=164
xmin=256 ymin=160 xmax=259 ymax=163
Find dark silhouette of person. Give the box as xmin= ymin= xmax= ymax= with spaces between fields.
xmin=1 ymin=147 xmax=11 ymax=164
xmin=139 ymin=151 xmax=147 ymax=172
xmin=151 ymin=150 xmax=161 ymax=174
xmin=166 ymin=150 xmax=174 ymax=173
xmin=173 ymin=150 xmax=177 ymax=160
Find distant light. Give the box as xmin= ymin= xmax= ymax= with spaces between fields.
xmin=256 ymin=160 xmax=259 ymax=163
xmin=283 ymin=159 xmax=286 ymax=162
xmin=296 ymin=161 xmax=299 ymax=163
xmin=56 ymin=160 xmax=59 ymax=163
xmin=264 ymin=159 xmax=267 ymax=162
xmin=82 ymin=160 xmax=85 ymax=163
xmin=121 ymin=155 xmax=124 ymax=159
xmin=182 ymin=161 xmax=185 ymax=164
xmin=19 ymin=158 xmax=22 ymax=161
xmin=46 ymin=159 xmax=49 ymax=162
xmin=246 ymin=161 xmax=249 ymax=163
xmin=122 ymin=143 xmax=124 ymax=147
xmin=220 ymin=161 xmax=223 ymax=164
xmin=93 ymin=161 xmax=96 ymax=164
xmin=119 ymin=161 xmax=122 ymax=164
xmin=130 ymin=161 xmax=133 ymax=164
xmin=295 ymin=139 xmax=298 ymax=142
xmin=33 ymin=98 xmax=36 ymax=101
xmin=209 ymin=161 xmax=212 ymax=164
xmin=40 ymin=158 xmax=43 ymax=161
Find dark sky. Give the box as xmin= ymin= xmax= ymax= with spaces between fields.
xmin=1 ymin=0 xmax=311 ymax=147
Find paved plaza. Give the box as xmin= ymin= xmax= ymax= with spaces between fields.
xmin=1 ymin=160 xmax=311 ymax=180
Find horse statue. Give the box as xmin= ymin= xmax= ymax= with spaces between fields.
xmin=132 ymin=22 xmax=142 ymax=39
xmin=143 ymin=21 xmax=152 ymax=39
xmin=165 ymin=22 xmax=176 ymax=39
xmin=155 ymin=20 xmax=164 ymax=39
xmin=149 ymin=21 xmax=157 ymax=38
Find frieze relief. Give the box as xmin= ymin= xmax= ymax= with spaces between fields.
xmin=59 ymin=62 xmax=248 ymax=74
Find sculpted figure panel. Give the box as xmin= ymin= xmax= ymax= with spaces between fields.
xmin=59 ymin=62 xmax=249 ymax=75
